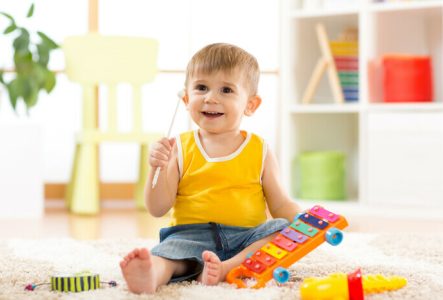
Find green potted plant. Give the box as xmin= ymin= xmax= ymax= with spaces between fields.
xmin=0 ymin=3 xmax=59 ymax=218
xmin=0 ymin=3 xmax=59 ymax=112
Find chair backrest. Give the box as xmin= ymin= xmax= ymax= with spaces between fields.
xmin=63 ymin=34 xmax=158 ymax=85
xmin=63 ymin=34 xmax=159 ymax=133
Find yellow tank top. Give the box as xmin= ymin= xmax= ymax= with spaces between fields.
xmin=171 ymin=130 xmax=267 ymax=227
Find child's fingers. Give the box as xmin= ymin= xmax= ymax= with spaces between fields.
xmin=150 ymin=147 xmax=170 ymax=167
xmin=168 ymin=137 xmax=176 ymax=147
xmin=149 ymin=138 xmax=175 ymax=168
xmin=149 ymin=156 xmax=168 ymax=169
xmin=151 ymin=149 xmax=170 ymax=162
xmin=152 ymin=138 xmax=172 ymax=155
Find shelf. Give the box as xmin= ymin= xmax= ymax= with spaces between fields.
xmin=288 ymin=8 xmax=359 ymax=19
xmin=289 ymin=0 xmax=443 ymax=17
xmin=290 ymin=103 xmax=360 ymax=113
xmin=281 ymin=0 xmax=443 ymax=209
xmin=368 ymin=5 xmax=442 ymax=103
xmin=290 ymin=113 xmax=359 ymax=200
xmin=368 ymin=102 xmax=443 ymax=112
xmin=369 ymin=0 xmax=443 ymax=13
xmin=291 ymin=14 xmax=359 ymax=105
xmin=290 ymin=102 xmax=443 ymax=115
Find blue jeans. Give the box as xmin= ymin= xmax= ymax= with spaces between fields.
xmin=151 ymin=218 xmax=289 ymax=282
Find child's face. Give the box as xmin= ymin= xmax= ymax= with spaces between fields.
xmin=184 ymin=69 xmax=257 ymax=134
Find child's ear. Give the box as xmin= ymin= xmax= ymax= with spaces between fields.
xmin=244 ymin=95 xmax=262 ymax=116
xmin=181 ymin=91 xmax=189 ymax=107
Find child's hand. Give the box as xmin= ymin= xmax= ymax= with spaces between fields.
xmin=149 ymin=137 xmax=176 ymax=169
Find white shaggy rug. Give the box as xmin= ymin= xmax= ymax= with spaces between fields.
xmin=1 ymin=233 xmax=442 ymax=299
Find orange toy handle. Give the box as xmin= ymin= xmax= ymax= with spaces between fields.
xmin=226 ymin=266 xmax=249 ymax=288
xmin=226 ymin=266 xmax=268 ymax=289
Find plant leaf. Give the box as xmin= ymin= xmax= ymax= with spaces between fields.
xmin=7 ymin=78 xmax=21 ymax=109
xmin=31 ymin=63 xmax=46 ymax=86
xmin=44 ymin=70 xmax=56 ymax=93
xmin=13 ymin=28 xmax=30 ymax=53
xmin=37 ymin=31 xmax=59 ymax=49
xmin=36 ymin=43 xmax=49 ymax=67
xmin=32 ymin=58 xmax=57 ymax=93
xmin=14 ymin=51 xmax=33 ymax=73
xmin=24 ymin=78 xmax=39 ymax=108
xmin=26 ymin=3 xmax=35 ymax=18
xmin=2 ymin=4 xmax=59 ymax=112
xmin=0 ymin=12 xmax=15 ymax=23
xmin=4 ymin=23 xmax=17 ymax=34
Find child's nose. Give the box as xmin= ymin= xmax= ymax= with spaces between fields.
xmin=204 ymin=93 xmax=219 ymax=103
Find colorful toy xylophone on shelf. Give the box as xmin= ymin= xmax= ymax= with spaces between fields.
xmin=226 ymin=205 xmax=348 ymax=288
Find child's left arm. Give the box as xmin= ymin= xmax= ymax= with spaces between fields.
xmin=262 ymin=146 xmax=302 ymax=222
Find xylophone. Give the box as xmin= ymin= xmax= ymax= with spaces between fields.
xmin=226 ymin=205 xmax=348 ymax=288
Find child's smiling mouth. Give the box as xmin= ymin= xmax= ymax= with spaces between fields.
xmin=202 ymin=111 xmax=224 ymax=118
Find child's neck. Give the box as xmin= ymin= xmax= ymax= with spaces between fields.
xmin=197 ymin=129 xmax=246 ymax=158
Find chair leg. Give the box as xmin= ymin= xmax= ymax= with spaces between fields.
xmin=69 ymin=143 xmax=100 ymax=214
xmin=66 ymin=144 xmax=80 ymax=210
xmin=135 ymin=144 xmax=149 ymax=210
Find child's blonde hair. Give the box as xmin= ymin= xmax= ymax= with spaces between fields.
xmin=185 ymin=43 xmax=260 ymax=96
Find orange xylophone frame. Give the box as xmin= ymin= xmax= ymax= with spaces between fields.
xmin=226 ymin=205 xmax=348 ymax=288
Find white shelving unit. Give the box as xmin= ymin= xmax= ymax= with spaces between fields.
xmin=280 ymin=0 xmax=443 ymax=209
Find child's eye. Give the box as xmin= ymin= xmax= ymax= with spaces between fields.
xmin=221 ymin=87 xmax=233 ymax=93
xmin=195 ymin=84 xmax=207 ymax=91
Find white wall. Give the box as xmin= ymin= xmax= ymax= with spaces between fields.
xmin=0 ymin=0 xmax=280 ymax=183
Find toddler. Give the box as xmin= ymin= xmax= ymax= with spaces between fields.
xmin=120 ymin=43 xmax=301 ymax=294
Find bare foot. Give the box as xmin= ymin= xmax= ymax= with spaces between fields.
xmin=119 ymin=248 xmax=157 ymax=294
xmin=198 ymin=250 xmax=223 ymax=285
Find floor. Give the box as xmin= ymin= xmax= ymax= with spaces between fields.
xmin=1 ymin=200 xmax=443 ymax=240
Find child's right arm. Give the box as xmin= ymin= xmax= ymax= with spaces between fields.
xmin=144 ymin=137 xmax=179 ymax=217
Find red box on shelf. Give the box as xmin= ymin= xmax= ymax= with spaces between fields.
xmin=383 ymin=55 xmax=433 ymax=103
